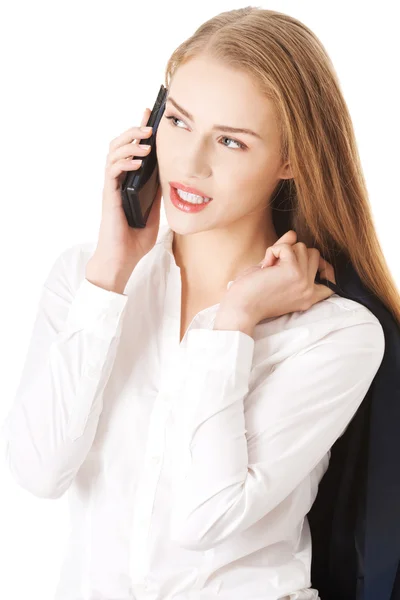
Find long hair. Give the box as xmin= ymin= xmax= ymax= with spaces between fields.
xmin=163 ymin=6 xmax=400 ymax=327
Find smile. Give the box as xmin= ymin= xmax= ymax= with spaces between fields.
xmin=169 ymin=185 xmax=213 ymax=213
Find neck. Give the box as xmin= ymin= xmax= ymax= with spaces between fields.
xmin=171 ymin=216 xmax=279 ymax=294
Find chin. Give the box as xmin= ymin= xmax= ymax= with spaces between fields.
xmin=163 ymin=203 xmax=205 ymax=234
xmin=164 ymin=217 xmax=207 ymax=236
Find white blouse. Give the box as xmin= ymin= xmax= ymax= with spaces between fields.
xmin=1 ymin=224 xmax=385 ymax=600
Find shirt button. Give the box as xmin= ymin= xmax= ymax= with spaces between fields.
xmin=85 ymin=364 xmax=98 ymax=378
xmin=151 ymin=455 xmax=161 ymax=464
xmin=144 ymin=578 xmax=156 ymax=591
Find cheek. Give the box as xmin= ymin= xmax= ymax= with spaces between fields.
xmin=155 ymin=132 xmax=169 ymax=171
xmin=232 ymin=165 xmax=265 ymax=190
xmin=237 ymin=153 xmax=279 ymax=187
xmin=225 ymin=161 xmax=278 ymax=209
xmin=155 ymin=120 xmax=169 ymax=149
xmin=155 ymin=125 xmax=178 ymax=167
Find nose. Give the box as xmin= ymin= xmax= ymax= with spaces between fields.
xmin=176 ymin=137 xmax=213 ymax=180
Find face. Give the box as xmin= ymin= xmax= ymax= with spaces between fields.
xmin=156 ymin=55 xmax=292 ymax=235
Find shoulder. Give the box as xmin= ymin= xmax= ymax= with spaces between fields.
xmin=308 ymin=293 xmax=384 ymax=345
xmin=253 ymin=293 xmax=385 ymax=372
xmin=298 ymin=292 xmax=383 ymax=333
xmin=318 ymin=294 xmax=385 ymax=362
xmin=42 ymin=240 xmax=97 ymax=295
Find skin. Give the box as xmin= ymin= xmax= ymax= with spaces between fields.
xmin=156 ymin=56 xmax=293 ymax=306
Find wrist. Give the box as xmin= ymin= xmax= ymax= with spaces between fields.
xmin=85 ymin=258 xmax=136 ymax=294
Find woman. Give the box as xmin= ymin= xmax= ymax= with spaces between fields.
xmin=2 ymin=7 xmax=398 ymax=600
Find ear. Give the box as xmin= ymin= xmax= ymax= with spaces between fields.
xmin=278 ymin=161 xmax=294 ymax=180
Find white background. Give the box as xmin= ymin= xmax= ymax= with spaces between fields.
xmin=0 ymin=1 xmax=398 ymax=599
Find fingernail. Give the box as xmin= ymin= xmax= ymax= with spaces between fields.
xmin=227 ymin=280 xmax=234 ymax=290
xmin=140 ymin=126 xmax=152 ymax=132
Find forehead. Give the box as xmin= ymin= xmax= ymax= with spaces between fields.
xmin=167 ymin=57 xmax=278 ymax=136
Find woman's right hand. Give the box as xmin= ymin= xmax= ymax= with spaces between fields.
xmin=91 ymin=107 xmax=163 ymax=278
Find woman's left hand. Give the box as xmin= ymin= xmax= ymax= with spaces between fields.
xmin=218 ymin=230 xmax=337 ymax=327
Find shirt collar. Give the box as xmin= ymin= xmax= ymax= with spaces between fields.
xmin=157 ymin=224 xmax=220 ymax=329
xmin=161 ymin=224 xmax=174 ymax=258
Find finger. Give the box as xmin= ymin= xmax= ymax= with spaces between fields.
xmin=313 ymin=282 xmax=335 ymax=303
xmin=259 ymin=246 xmax=275 ymax=268
xmin=268 ymin=242 xmax=298 ymax=266
xmin=311 ymin=256 xmax=337 ymax=303
xmin=291 ymin=242 xmax=309 ymax=272
xmin=129 ymin=108 xmax=152 ymax=146
xmin=274 ymin=229 xmax=297 ymax=246
xmin=318 ymin=255 xmax=336 ymax=284
xmin=109 ymin=124 xmax=152 ymax=153
xmin=259 ymin=231 xmax=298 ymax=269
xmin=140 ymin=107 xmax=151 ymax=128
xmin=306 ymin=247 xmax=322 ymax=282
xmin=132 ymin=108 xmax=152 ymax=145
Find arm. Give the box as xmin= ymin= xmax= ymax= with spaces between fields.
xmin=0 ymin=245 xmax=129 ymax=499
xmin=169 ymin=310 xmax=385 ymax=551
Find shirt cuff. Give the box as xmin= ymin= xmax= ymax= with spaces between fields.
xmin=65 ymin=278 xmax=129 ymax=339
xmin=185 ymin=328 xmax=255 ymax=376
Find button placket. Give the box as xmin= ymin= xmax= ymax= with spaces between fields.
xmin=128 ymin=397 xmax=168 ymax=585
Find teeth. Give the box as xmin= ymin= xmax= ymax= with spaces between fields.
xmin=176 ymin=188 xmax=210 ymax=204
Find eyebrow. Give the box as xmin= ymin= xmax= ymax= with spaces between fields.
xmin=166 ymin=96 xmax=263 ymax=140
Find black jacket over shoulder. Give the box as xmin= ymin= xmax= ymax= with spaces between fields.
xmin=310 ymin=260 xmax=400 ymax=600
xmin=271 ymin=189 xmax=399 ymax=599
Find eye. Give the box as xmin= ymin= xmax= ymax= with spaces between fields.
xmin=220 ymin=136 xmax=246 ymax=151
xmin=165 ymin=115 xmax=186 ymax=128
xmin=164 ymin=114 xmax=247 ymax=151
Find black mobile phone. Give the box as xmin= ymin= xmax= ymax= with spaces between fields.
xmin=121 ymin=84 xmax=167 ymax=228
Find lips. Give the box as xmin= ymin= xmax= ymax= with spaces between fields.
xmin=169 ymin=181 xmax=212 ymax=200
xmin=169 ymin=185 xmax=212 ymax=213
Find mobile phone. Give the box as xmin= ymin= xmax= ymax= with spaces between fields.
xmin=121 ymin=84 xmax=167 ymax=228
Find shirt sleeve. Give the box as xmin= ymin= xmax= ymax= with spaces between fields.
xmin=169 ymin=309 xmax=385 ymax=551
xmin=0 ymin=244 xmax=129 ymax=499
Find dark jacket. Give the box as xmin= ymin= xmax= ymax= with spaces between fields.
xmin=310 ymin=263 xmax=400 ymax=600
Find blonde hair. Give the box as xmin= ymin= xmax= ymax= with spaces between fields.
xmin=164 ymin=6 xmax=400 ymax=327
